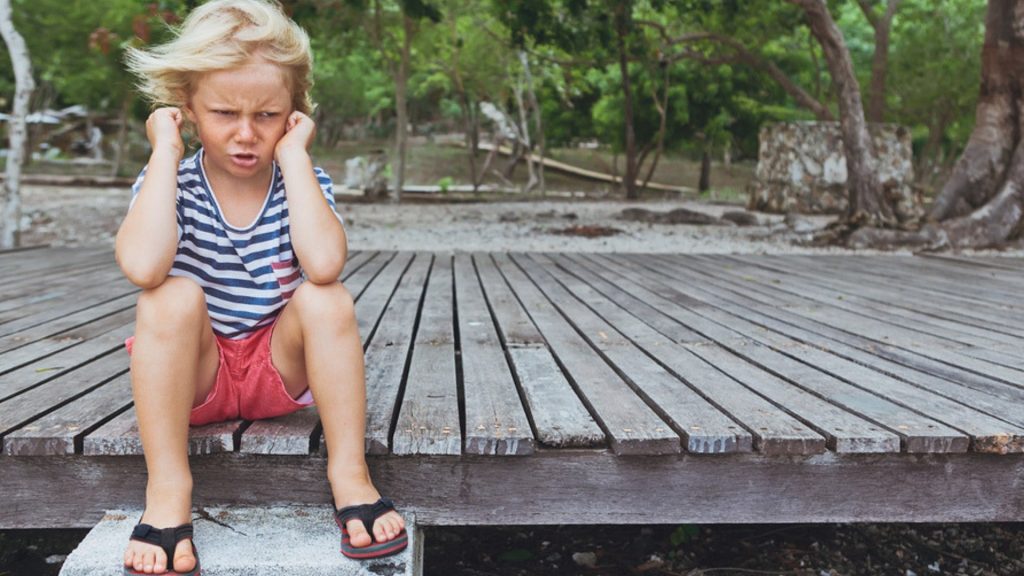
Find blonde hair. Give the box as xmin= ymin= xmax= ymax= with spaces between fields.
xmin=125 ymin=0 xmax=314 ymax=115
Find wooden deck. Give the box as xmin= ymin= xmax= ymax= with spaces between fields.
xmin=2 ymin=247 xmax=1023 ymax=528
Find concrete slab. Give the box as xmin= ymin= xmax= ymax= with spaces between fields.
xmin=60 ymin=506 xmax=421 ymax=576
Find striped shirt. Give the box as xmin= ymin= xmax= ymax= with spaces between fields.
xmin=129 ymin=148 xmax=344 ymax=339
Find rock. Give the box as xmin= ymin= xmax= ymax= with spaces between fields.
xmin=748 ymin=121 xmax=922 ymax=221
xmin=499 ymin=212 xmax=521 ymax=223
xmin=572 ymin=552 xmax=597 ymax=568
xmin=721 ymin=210 xmax=761 ymax=226
xmin=784 ymin=212 xmax=819 ymax=234
xmin=618 ymin=207 xmax=720 ymax=225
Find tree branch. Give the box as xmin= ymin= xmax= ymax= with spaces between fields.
xmin=667 ymin=31 xmax=834 ymax=120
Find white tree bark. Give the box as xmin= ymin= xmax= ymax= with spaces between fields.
xmin=0 ymin=0 xmax=34 ymax=249
xmin=519 ymin=51 xmax=545 ymax=195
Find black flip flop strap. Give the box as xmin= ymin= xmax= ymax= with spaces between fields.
xmin=336 ymin=497 xmax=396 ymax=544
xmin=130 ymin=523 xmax=194 ymax=571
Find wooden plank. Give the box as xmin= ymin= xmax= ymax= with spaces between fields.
xmin=238 ymin=406 xmax=321 ymax=455
xmin=696 ymin=264 xmax=1024 ymax=410
xmin=4 ymin=451 xmax=1024 ymax=528
xmin=454 ymin=254 xmax=534 ymax=455
xmin=82 ymin=407 xmax=241 ymax=456
xmin=920 ymin=254 xmax=1024 ymax=273
xmin=661 ymin=255 xmax=1024 ymax=420
xmin=0 ymin=253 xmax=115 ymax=300
xmin=539 ymin=253 xmax=826 ymax=456
xmin=0 ymin=293 xmax=136 ymax=357
xmin=584 ymin=253 xmax=969 ymax=453
xmin=473 ymin=254 xmax=604 ymax=448
xmin=687 ymin=255 xmax=1024 ymax=385
xmin=720 ymin=254 xmax=1024 ymax=354
xmin=362 ymin=253 xmax=432 ymax=454
xmin=656 ymin=255 xmax=1024 ymax=454
xmin=730 ymin=254 xmax=1024 ymax=344
xmin=559 ymin=253 xmax=900 ymax=453
xmin=519 ymin=253 xmax=756 ymax=454
xmin=0 ymin=316 xmax=135 ymax=402
xmin=393 ymin=253 xmax=461 ymax=455
xmin=0 ymin=247 xmax=110 ymax=276
xmin=352 ymin=252 xmax=410 ymax=343
xmin=493 ymin=252 xmax=680 ymax=455
xmin=818 ymin=255 xmax=1024 ymax=314
xmin=0 ymin=352 xmax=128 ymax=453
xmin=0 ymin=266 xmax=130 ymax=327
xmin=0 ymin=306 xmax=136 ymax=376
xmin=0 ymin=260 xmax=114 ymax=305
xmin=3 ymin=372 xmax=132 ymax=455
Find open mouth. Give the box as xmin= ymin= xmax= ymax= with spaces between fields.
xmin=231 ymin=153 xmax=259 ymax=167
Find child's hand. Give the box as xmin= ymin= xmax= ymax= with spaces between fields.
xmin=275 ymin=111 xmax=316 ymax=162
xmin=145 ymin=107 xmax=184 ymax=159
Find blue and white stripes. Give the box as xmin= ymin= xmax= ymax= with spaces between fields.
xmin=129 ymin=149 xmax=344 ymax=339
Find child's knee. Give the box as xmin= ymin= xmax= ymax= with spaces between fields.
xmin=136 ymin=276 xmax=208 ymax=331
xmin=291 ymin=281 xmax=355 ymax=325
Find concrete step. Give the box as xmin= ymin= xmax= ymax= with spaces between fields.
xmin=60 ymin=506 xmax=421 ymax=576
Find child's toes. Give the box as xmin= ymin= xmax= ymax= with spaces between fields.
xmin=173 ymin=539 xmax=196 ymax=572
xmin=137 ymin=550 xmax=154 ymax=573
xmin=346 ymin=520 xmax=372 ymax=547
xmin=374 ymin=522 xmax=389 ymax=542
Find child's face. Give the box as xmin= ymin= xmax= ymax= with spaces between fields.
xmin=184 ymin=57 xmax=293 ymax=185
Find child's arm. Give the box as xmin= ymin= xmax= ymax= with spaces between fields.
xmin=114 ymin=107 xmax=184 ymax=289
xmin=275 ymin=112 xmax=348 ymax=285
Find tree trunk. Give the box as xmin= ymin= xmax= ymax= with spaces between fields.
xmin=392 ymin=13 xmax=414 ymax=204
xmin=519 ymin=51 xmax=545 ymax=196
xmin=792 ymin=0 xmax=895 ymax=227
xmin=698 ymin=150 xmax=711 ymax=193
xmin=928 ymin=0 xmax=1018 ymax=221
xmin=0 ymin=0 xmax=34 ymax=249
xmin=615 ymin=2 xmax=639 ymax=199
xmin=110 ymin=92 xmax=132 ymax=178
xmin=512 ymin=67 xmax=538 ymax=193
xmin=847 ymin=0 xmax=1024 ymax=250
xmin=859 ymin=0 xmax=902 ymax=123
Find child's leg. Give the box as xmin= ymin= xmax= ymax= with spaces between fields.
xmin=124 ymin=277 xmax=220 ymax=574
xmin=271 ymin=281 xmax=406 ymax=548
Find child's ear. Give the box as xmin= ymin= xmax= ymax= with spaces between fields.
xmin=182 ymin=104 xmax=197 ymax=124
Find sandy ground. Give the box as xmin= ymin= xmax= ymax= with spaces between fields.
xmin=10 ymin=185 xmax=881 ymax=254
xmin=20 ymin=185 xmax=1024 ymax=257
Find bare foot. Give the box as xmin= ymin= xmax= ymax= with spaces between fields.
xmin=330 ymin=466 xmax=406 ymax=548
xmin=123 ymin=480 xmax=196 ymax=574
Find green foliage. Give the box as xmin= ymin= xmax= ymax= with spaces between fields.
xmin=886 ymin=0 xmax=985 ymax=156
xmin=4 ymin=0 xmax=184 ymax=112
xmin=669 ymin=524 xmax=700 ymax=546
xmin=0 ymin=0 xmax=991 ymax=169
xmin=436 ymin=175 xmax=454 ymax=192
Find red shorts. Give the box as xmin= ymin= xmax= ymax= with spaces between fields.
xmin=124 ymin=320 xmax=314 ymax=426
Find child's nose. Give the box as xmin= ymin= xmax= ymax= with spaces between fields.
xmin=235 ymin=118 xmax=257 ymax=142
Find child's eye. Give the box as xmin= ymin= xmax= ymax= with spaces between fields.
xmin=214 ymin=110 xmax=235 ymax=116
xmin=259 ymin=112 xmax=279 ymax=118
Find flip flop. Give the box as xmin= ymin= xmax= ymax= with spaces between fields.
xmin=334 ymin=497 xmax=408 ymax=560
xmin=124 ymin=522 xmax=201 ymax=576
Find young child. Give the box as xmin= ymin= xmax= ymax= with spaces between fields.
xmin=116 ymin=1 xmax=406 ymax=573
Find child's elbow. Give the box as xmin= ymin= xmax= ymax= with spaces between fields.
xmin=302 ymin=248 xmax=346 ymax=285
xmin=116 ymin=254 xmax=170 ymax=289
xmin=303 ymin=264 xmax=343 ymax=285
